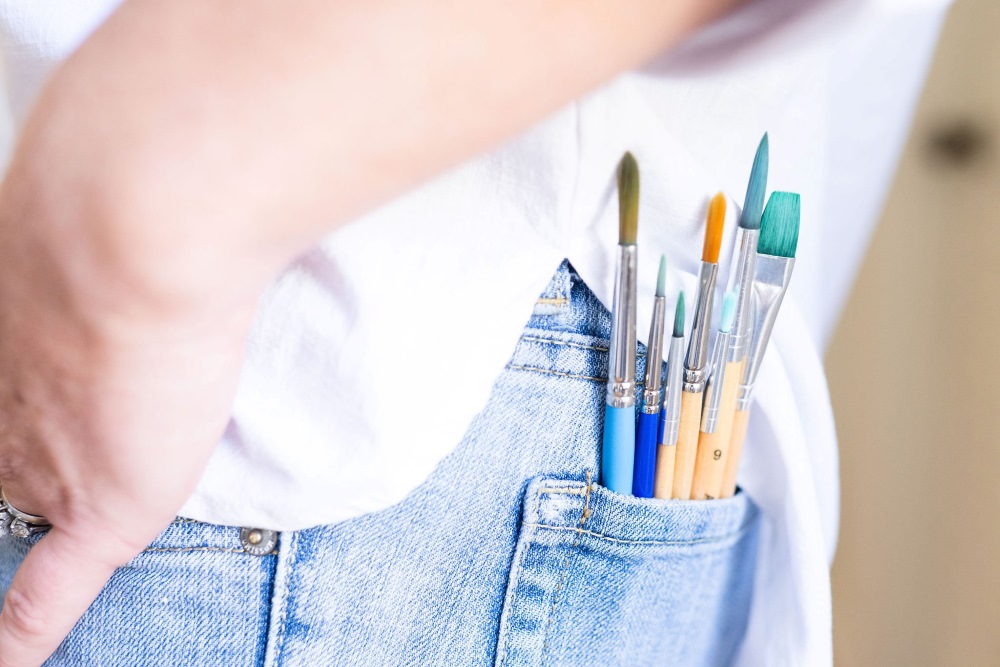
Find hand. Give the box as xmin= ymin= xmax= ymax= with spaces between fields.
xmin=0 ymin=129 xmax=255 ymax=666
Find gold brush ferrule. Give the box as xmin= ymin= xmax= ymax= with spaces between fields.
xmin=606 ymin=245 xmax=638 ymax=409
xmin=737 ymin=255 xmax=795 ymax=410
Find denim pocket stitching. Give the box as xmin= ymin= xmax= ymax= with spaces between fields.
xmin=494 ymin=488 xmax=542 ymax=666
xmin=517 ymin=334 xmax=650 ymax=358
xmin=541 ymin=471 xmax=593 ymax=660
xmin=506 ymin=364 xmax=604 ymax=384
xmin=270 ymin=531 xmax=299 ymax=665
xmin=533 ymin=482 xmax=755 ymax=545
xmin=537 ymin=486 xmax=588 ymax=496
xmin=523 ymin=522 xmax=755 ymax=548
xmin=519 ymin=335 xmax=608 ymax=353
xmin=142 ymin=546 xmax=251 ymax=555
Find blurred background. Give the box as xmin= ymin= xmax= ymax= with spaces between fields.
xmin=828 ymin=0 xmax=1000 ymax=664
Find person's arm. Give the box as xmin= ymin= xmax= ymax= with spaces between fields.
xmin=0 ymin=0 xmax=741 ymax=664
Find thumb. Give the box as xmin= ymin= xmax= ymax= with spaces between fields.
xmin=0 ymin=528 xmax=128 ymax=667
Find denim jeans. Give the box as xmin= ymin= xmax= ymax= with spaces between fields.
xmin=0 ymin=261 xmax=760 ymax=666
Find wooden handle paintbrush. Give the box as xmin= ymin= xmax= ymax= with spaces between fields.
xmin=721 ymin=192 xmax=800 ymax=498
xmin=653 ymin=291 xmax=685 ymax=499
xmin=670 ymin=193 xmax=725 ymax=499
xmin=691 ymin=133 xmax=768 ymax=500
xmin=689 ymin=292 xmax=738 ymax=500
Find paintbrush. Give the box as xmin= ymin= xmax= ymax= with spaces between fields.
xmin=728 ymin=133 xmax=769 ymax=363
xmin=691 ymin=134 xmax=769 ymax=500
xmin=690 ymin=291 xmax=738 ymax=500
xmin=671 ymin=193 xmax=726 ymax=499
xmin=654 ymin=292 xmax=685 ymax=499
xmin=633 ymin=256 xmax=667 ymax=498
xmin=601 ymin=152 xmax=639 ymax=494
xmin=720 ymin=192 xmax=800 ymax=498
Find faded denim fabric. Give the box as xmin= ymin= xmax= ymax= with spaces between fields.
xmin=0 ymin=261 xmax=760 ymax=666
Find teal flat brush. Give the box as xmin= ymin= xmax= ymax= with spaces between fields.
xmin=721 ymin=191 xmax=800 ymax=498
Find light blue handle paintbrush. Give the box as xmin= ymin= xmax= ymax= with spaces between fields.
xmin=601 ymin=153 xmax=639 ymax=494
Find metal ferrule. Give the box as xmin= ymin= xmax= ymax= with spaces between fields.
xmin=700 ymin=330 xmax=732 ymax=433
xmin=736 ymin=255 xmax=795 ymax=410
xmin=641 ymin=390 xmax=661 ymax=415
xmin=641 ymin=294 xmax=666 ymax=415
xmin=726 ymin=227 xmax=760 ymax=362
xmin=606 ymin=245 xmax=638 ymax=409
xmin=682 ymin=261 xmax=718 ymax=392
xmin=682 ymin=367 xmax=708 ymax=394
xmin=661 ymin=335 xmax=685 ymax=445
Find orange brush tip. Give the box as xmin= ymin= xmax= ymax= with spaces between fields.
xmin=702 ymin=193 xmax=726 ymax=264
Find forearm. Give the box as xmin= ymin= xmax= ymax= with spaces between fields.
xmin=4 ymin=0 xmax=739 ymax=312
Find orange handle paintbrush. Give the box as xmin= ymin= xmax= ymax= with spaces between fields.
xmin=690 ymin=291 xmax=738 ymax=500
xmin=670 ymin=193 xmax=725 ymax=499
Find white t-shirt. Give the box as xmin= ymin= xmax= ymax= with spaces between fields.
xmin=0 ymin=1 xmax=953 ymax=665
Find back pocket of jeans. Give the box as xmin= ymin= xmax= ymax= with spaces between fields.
xmin=494 ymin=476 xmax=760 ymax=667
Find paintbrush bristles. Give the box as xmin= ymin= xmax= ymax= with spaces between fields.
xmin=673 ymin=292 xmax=685 ymax=338
xmin=618 ymin=152 xmax=639 ymax=245
xmin=702 ymin=193 xmax=726 ymax=263
xmin=720 ymin=291 xmax=737 ymax=333
xmin=759 ymin=192 xmax=801 ymax=258
xmin=656 ymin=255 xmax=667 ymax=297
xmin=739 ymin=133 xmax=769 ymax=231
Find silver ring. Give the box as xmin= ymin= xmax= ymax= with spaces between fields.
xmin=0 ymin=485 xmax=51 ymax=539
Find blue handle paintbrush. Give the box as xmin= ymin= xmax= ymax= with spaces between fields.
xmin=633 ymin=256 xmax=667 ymax=498
xmin=601 ymin=152 xmax=639 ymax=494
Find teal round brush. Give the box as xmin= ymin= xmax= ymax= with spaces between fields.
xmin=722 ymin=191 xmax=800 ymax=498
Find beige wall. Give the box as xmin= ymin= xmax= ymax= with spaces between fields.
xmin=829 ymin=1 xmax=1000 ymax=664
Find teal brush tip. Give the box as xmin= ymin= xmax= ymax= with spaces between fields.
xmin=720 ymin=291 xmax=738 ymax=333
xmin=739 ymin=133 xmax=769 ymax=231
xmin=759 ymin=191 xmax=800 ymax=258
xmin=656 ymin=255 xmax=667 ymax=297
xmin=673 ymin=292 xmax=685 ymax=338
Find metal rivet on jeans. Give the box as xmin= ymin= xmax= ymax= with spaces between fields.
xmin=239 ymin=527 xmax=277 ymax=556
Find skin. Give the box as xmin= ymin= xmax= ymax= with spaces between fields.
xmin=0 ymin=0 xmax=742 ymax=664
